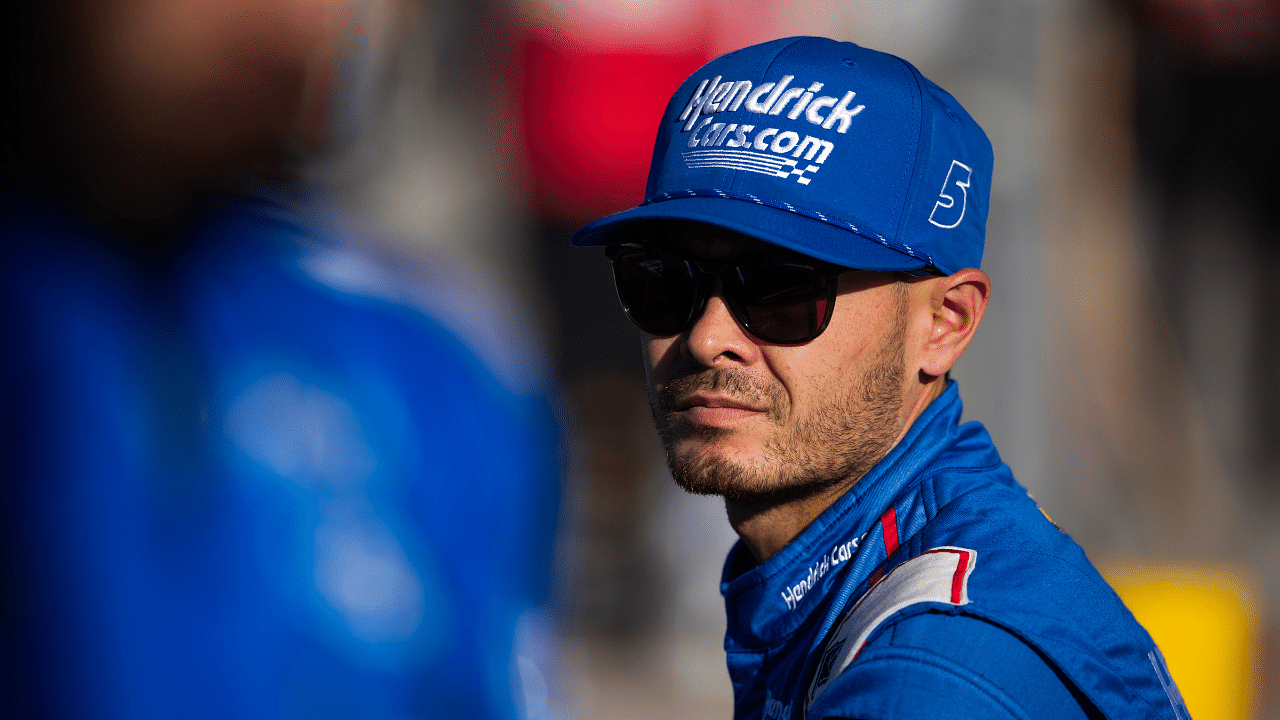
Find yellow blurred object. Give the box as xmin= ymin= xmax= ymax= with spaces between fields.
xmin=1104 ymin=565 xmax=1259 ymax=720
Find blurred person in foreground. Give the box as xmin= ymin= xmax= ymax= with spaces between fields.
xmin=0 ymin=2 xmax=560 ymax=718
xmin=571 ymin=37 xmax=1184 ymax=720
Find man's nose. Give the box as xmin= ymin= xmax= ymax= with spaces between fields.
xmin=681 ymin=288 xmax=761 ymax=367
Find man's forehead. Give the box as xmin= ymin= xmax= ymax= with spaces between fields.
xmin=642 ymin=220 xmax=782 ymax=260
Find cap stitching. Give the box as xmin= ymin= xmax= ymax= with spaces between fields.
xmin=643 ymin=189 xmax=936 ymax=267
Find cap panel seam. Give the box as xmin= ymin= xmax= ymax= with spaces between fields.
xmin=727 ymin=36 xmax=807 ymax=194
xmin=890 ymin=56 xmax=925 ymax=247
xmin=757 ymin=36 xmax=809 ymax=79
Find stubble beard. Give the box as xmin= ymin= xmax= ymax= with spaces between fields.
xmin=651 ymin=298 xmax=907 ymax=505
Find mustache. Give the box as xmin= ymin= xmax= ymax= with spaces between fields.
xmin=657 ymin=367 xmax=786 ymax=422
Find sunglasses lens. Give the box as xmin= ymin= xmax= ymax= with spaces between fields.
xmin=609 ymin=246 xmax=700 ymax=336
xmin=731 ymin=260 xmax=831 ymax=344
xmin=607 ymin=243 xmax=839 ymax=344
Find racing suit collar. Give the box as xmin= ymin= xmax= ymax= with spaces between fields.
xmin=720 ymin=380 xmax=965 ymax=650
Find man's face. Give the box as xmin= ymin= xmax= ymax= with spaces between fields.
xmin=642 ymin=226 xmax=912 ymax=503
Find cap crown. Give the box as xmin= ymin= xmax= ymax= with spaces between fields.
xmin=574 ymin=37 xmax=994 ymax=275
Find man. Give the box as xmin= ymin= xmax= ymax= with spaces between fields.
xmin=572 ymin=36 xmax=1187 ymax=720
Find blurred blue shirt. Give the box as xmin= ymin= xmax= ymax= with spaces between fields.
xmin=0 ymin=192 xmax=562 ymax=720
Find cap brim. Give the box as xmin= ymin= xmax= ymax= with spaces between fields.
xmin=570 ymin=195 xmax=931 ymax=273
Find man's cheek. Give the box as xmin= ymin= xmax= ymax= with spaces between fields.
xmin=643 ymin=335 xmax=680 ymax=380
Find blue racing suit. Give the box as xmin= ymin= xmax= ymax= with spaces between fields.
xmin=721 ymin=382 xmax=1190 ymax=720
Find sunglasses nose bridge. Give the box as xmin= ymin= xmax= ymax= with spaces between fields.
xmin=688 ymin=266 xmax=737 ymax=322
xmin=680 ymin=279 xmax=763 ymax=367
xmin=687 ymin=268 xmax=767 ymax=350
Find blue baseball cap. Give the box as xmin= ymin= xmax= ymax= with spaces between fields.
xmin=570 ymin=36 xmax=993 ymax=276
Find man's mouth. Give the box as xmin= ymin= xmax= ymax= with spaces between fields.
xmin=656 ymin=367 xmax=786 ymax=427
xmin=671 ymin=392 xmax=768 ymax=427
xmin=675 ymin=393 xmax=765 ymax=413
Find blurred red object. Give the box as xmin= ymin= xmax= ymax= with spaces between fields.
xmin=512 ymin=9 xmax=712 ymax=220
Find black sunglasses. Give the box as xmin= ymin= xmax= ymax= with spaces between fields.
xmin=605 ymin=242 xmax=850 ymax=345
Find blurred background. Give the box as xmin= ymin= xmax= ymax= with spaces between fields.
xmin=3 ymin=0 xmax=1279 ymax=718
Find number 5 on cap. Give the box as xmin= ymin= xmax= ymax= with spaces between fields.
xmin=928 ymin=160 xmax=972 ymax=229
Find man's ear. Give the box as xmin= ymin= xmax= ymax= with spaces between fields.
xmin=916 ymin=268 xmax=990 ymax=378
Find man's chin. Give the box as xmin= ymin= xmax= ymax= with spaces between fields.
xmin=666 ymin=444 xmax=838 ymax=504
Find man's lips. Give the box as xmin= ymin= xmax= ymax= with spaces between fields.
xmin=675 ymin=393 xmax=764 ymax=412
xmin=672 ymin=393 xmax=767 ymax=426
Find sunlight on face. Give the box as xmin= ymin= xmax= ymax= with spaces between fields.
xmin=642 ymin=225 xmax=912 ymax=502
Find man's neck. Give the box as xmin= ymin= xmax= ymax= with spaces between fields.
xmin=725 ymin=480 xmax=856 ymax=564
xmin=726 ymin=376 xmax=946 ymax=564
